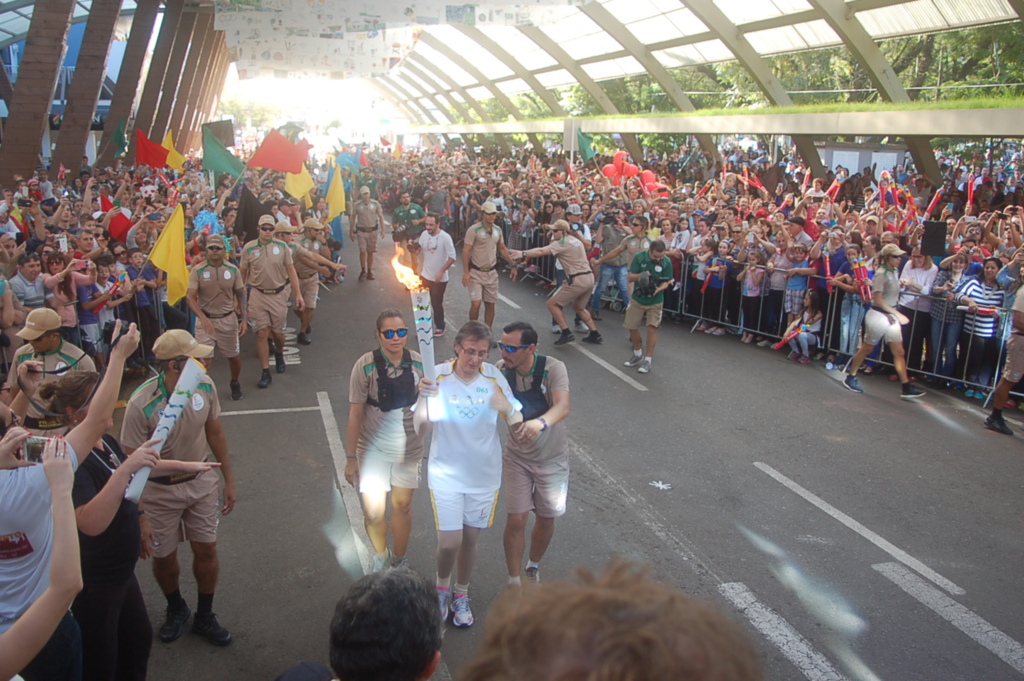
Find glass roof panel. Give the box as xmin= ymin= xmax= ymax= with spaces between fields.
xmin=745 ymin=25 xmax=807 ymax=54
xmin=692 ymin=38 xmax=733 ymax=63
xmin=793 ymin=19 xmax=840 ymax=48
xmin=580 ymin=55 xmax=643 ymax=81
xmin=483 ymin=27 xmax=557 ymax=70
xmin=855 ymin=0 xmax=948 ymax=37
xmin=466 ymin=86 xmax=492 ymax=101
xmin=603 ymin=0 xmax=664 ymax=23
xmin=652 ymin=43 xmax=705 ymax=67
xmin=931 ymin=0 xmax=1016 ymax=26
xmin=534 ymin=69 xmax=576 ymax=88
xmin=496 ymin=77 xmax=528 ymax=95
xmin=626 ymin=15 xmax=683 ymax=43
xmin=559 ymin=32 xmax=617 ymax=60
xmin=427 ymin=26 xmax=514 ymax=79
xmin=411 ymin=44 xmax=477 ymax=88
xmin=538 ymin=11 xmax=602 ymax=42
xmin=664 ymin=8 xmax=709 ymax=35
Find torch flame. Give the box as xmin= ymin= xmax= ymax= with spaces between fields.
xmin=391 ymin=251 xmax=424 ymax=291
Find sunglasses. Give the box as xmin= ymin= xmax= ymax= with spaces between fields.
xmin=207 ymin=245 xmax=224 ymax=251
xmin=498 ymin=343 xmax=530 ymax=353
xmin=380 ymin=328 xmax=408 ymax=339
xmin=260 ymin=226 xmax=276 ymax=232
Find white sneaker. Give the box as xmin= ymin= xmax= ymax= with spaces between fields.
xmin=451 ymin=593 xmax=474 ymax=627
xmin=438 ymin=587 xmax=451 ymax=625
xmin=638 ymin=359 xmax=651 ymax=374
xmin=371 ymin=549 xmax=392 ymax=573
xmin=524 ymin=566 xmax=540 ymax=584
xmin=624 ymin=353 xmax=644 ymax=367
xmin=551 ymin=323 xmax=561 ymax=334
xmin=574 ymin=321 xmax=589 ymax=332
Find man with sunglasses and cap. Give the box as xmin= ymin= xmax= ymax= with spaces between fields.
xmin=496 ymin=321 xmax=570 ymax=588
xmin=240 ymin=214 xmax=304 ymax=390
xmin=186 ymin=235 xmax=247 ymax=401
xmin=351 ymin=186 xmax=385 ymax=281
xmin=8 ymin=307 xmax=96 ymax=434
xmin=120 ymin=329 xmax=237 ymax=647
xmin=292 ymin=218 xmax=345 ymax=345
xmin=462 ymin=201 xmax=517 ymax=331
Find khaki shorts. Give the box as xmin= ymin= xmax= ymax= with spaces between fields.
xmin=299 ymin=275 xmax=319 ymax=309
xmin=551 ymin=272 xmax=594 ymax=310
xmin=503 ymin=454 xmax=569 ymax=518
xmin=430 ymin=489 xmax=500 ymax=531
xmin=195 ymin=314 xmax=240 ymax=359
xmin=358 ymin=457 xmax=422 ymax=494
xmin=248 ymin=288 xmax=287 ymax=333
xmin=624 ymin=300 xmax=664 ymax=329
xmin=863 ymin=308 xmax=902 ymax=346
xmin=142 ymin=469 xmax=220 ymax=558
xmin=468 ymin=268 xmax=499 ymax=304
xmin=356 ymin=230 xmax=378 ymax=254
xmin=1004 ymin=334 xmax=1024 ymax=383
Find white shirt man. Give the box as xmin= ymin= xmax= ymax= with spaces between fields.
xmin=417 ymin=214 xmax=457 ymax=336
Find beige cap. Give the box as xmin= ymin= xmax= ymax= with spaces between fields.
xmin=302 ymin=218 xmax=325 ymax=231
xmin=17 ymin=308 xmax=62 ymax=340
xmin=880 ymin=243 xmax=906 ymax=259
xmin=258 ymin=214 xmax=276 ymax=226
xmin=275 ymin=221 xmax=297 ymax=233
xmin=360 ymin=186 xmax=371 ymax=194
xmin=548 ymin=219 xmax=571 ymax=232
xmin=153 ymin=329 xmax=214 ymax=360
xmin=481 ymin=201 xmax=498 ymax=214
xmin=205 ymin=234 xmax=226 ymax=248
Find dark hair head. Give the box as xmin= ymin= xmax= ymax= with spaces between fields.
xmin=502 ymin=321 xmax=538 ymax=346
xmin=328 ymin=568 xmax=441 ymax=681
xmin=18 ymin=252 xmax=41 ymax=266
xmin=425 ymin=212 xmax=441 ymax=225
xmin=455 ymin=320 xmax=492 ymax=346
xmin=649 ymin=239 xmax=666 ymax=253
xmin=37 ymin=370 xmax=99 ymax=423
xmin=375 ymin=308 xmax=404 ymax=331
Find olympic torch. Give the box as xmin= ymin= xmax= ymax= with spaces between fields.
xmin=391 ymin=252 xmax=436 ymax=382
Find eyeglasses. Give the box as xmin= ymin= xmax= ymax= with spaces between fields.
xmin=380 ymin=328 xmax=408 ymax=339
xmin=498 ymin=343 xmax=530 ymax=353
xmin=260 ymin=226 xmax=275 ymax=232
xmin=113 ymin=251 xmax=126 ymax=256
xmin=207 ymin=245 xmax=224 ymax=251
xmin=457 ymin=346 xmax=490 ymax=358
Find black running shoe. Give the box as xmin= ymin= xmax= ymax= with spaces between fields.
xmin=159 ymin=600 xmax=191 ymax=643
xmin=192 ymin=612 xmax=232 ymax=646
xmin=553 ymin=329 xmax=575 ymax=345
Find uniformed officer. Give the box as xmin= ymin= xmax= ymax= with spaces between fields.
xmin=186 ymin=234 xmax=247 ymax=401
xmin=239 ymin=214 xmax=304 ymax=389
xmin=120 ymin=329 xmax=236 ymax=647
xmin=461 ymin=201 xmax=517 ymax=330
xmin=293 ymin=218 xmax=344 ymax=345
xmin=393 ymin=190 xmax=426 ymax=270
xmin=8 ymin=307 xmax=96 ymax=433
xmin=350 ymin=186 xmax=385 ymax=281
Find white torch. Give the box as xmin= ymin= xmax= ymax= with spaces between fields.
xmin=391 ymin=252 xmax=436 ymax=382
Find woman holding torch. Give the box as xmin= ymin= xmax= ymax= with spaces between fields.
xmin=345 ymin=309 xmax=426 ymax=572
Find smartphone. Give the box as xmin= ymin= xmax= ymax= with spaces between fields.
xmin=57 ymin=234 xmax=68 ymax=252
xmin=965 ymin=216 xmax=978 ymax=223
xmin=746 ymin=233 xmax=755 ymax=244
xmin=22 ymin=437 xmax=49 ymax=463
xmin=19 ymin=187 xmax=28 ymax=198
xmin=947 ymin=203 xmax=955 ymax=211
xmin=75 ymin=260 xmax=90 ymax=271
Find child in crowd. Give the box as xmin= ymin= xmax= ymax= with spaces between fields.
xmin=738 ymin=250 xmax=766 ymax=344
xmin=703 ymin=239 xmax=733 ymax=336
xmin=784 ymin=243 xmax=815 ymax=327
xmin=786 ymin=290 xmax=823 ymax=364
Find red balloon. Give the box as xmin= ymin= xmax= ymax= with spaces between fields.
xmin=601 ymin=164 xmax=617 ymax=178
xmin=614 ymin=150 xmax=627 ymax=169
xmin=624 ymin=164 xmax=640 ymax=177
xmin=641 ymin=169 xmax=656 ymax=185
xmin=645 ymin=182 xmax=658 ymax=193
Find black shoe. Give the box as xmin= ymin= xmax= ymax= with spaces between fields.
xmin=366 ymin=270 xmax=375 ymax=280
xmin=275 ymin=353 xmax=286 ymax=373
xmin=984 ymin=414 xmax=1014 ymax=435
xmin=581 ymin=330 xmax=603 ymax=344
xmin=297 ymin=332 xmax=311 ymax=345
xmin=192 ymin=612 xmax=232 ymax=647
xmin=159 ymin=600 xmax=191 ymax=643
xmin=901 ymin=383 xmax=925 ymax=400
xmin=258 ymin=369 xmax=272 ymax=389
xmin=230 ymin=380 xmax=243 ymax=401
xmin=553 ymin=329 xmax=575 ymax=345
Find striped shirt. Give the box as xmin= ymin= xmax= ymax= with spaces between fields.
xmin=958 ymin=278 xmax=1005 ymax=338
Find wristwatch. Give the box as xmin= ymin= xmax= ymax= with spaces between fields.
xmin=537 ymin=417 xmax=548 ymax=431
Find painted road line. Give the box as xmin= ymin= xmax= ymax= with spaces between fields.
xmin=873 ymin=562 xmax=1024 ymax=675
xmin=567 ymin=343 xmax=649 ymax=392
xmin=498 ymin=293 xmax=522 ymax=310
xmin=718 ymin=583 xmax=849 ymax=681
xmin=221 ymin=405 xmax=321 ymax=417
xmin=755 ymin=462 xmax=965 ymax=596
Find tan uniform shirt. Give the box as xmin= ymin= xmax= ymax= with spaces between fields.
xmin=240 ymin=238 xmax=293 ymax=290
xmin=547 ymin=237 xmax=590 ymax=275
xmin=188 ymin=261 xmax=245 ymax=316
xmin=623 ymin=235 xmax=652 ymax=266
xmin=294 ymin=236 xmax=322 ymax=278
xmin=120 ymin=373 xmax=221 ymax=463
xmin=465 ymin=222 xmax=503 ymax=270
xmin=348 ymin=350 xmax=425 ymax=463
xmin=498 ymin=355 xmax=570 ymax=463
xmin=12 ymin=341 xmax=96 ymax=424
xmin=352 ymin=200 xmax=381 ymax=231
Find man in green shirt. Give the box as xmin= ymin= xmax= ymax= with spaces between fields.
xmin=392 ymin=191 xmax=426 ymax=269
xmin=623 ymin=240 xmax=673 ymax=375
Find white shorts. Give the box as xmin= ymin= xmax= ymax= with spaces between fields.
xmin=863 ymin=308 xmax=903 ymax=346
xmin=358 ymin=457 xmax=421 ymax=494
xmin=430 ymin=489 xmax=500 ymax=531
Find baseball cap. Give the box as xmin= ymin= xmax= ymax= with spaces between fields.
xmin=879 ymin=243 xmax=906 ymax=258
xmin=17 ymin=308 xmax=62 ymax=340
xmin=480 ymin=201 xmax=498 ymax=215
xmin=566 ymin=204 xmax=582 ymax=215
xmin=275 ymin=221 xmax=297 ymax=233
xmin=258 ymin=214 xmax=276 ymax=226
xmin=359 ymin=186 xmax=371 ymax=195
xmin=302 ymin=218 xmax=324 ymax=230
xmin=153 ymin=329 xmax=214 ymax=360
xmin=786 ymin=216 xmax=806 ymax=228
xmin=205 ymin=234 xmax=226 ymax=248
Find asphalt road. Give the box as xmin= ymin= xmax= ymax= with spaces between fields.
xmin=141 ymin=235 xmax=1024 ymax=681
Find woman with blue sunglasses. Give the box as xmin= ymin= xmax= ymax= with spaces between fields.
xmin=345 ymin=310 xmax=426 ymax=573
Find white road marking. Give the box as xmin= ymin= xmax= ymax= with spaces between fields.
xmin=755 ymin=462 xmax=965 ymax=596
xmin=221 ymin=406 xmax=320 ymax=417
xmin=718 ymin=583 xmax=849 ymax=681
xmin=873 ymin=562 xmax=1024 ymax=675
xmin=567 ymin=344 xmax=648 ymax=392
xmin=498 ymin=293 xmax=521 ymax=309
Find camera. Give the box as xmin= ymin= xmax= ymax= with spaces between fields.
xmin=17 ymin=198 xmax=32 ymax=208
xmin=636 ymin=271 xmax=658 ymax=298
xmin=22 ymin=437 xmax=49 ymax=463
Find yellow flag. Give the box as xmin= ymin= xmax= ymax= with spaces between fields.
xmin=285 ymin=164 xmax=315 ymax=203
xmin=326 ymin=162 xmax=346 ymax=222
xmin=148 ymin=204 xmax=188 ymax=305
xmin=392 ymin=143 xmax=402 ymax=161
xmin=162 ymin=131 xmax=185 ymax=170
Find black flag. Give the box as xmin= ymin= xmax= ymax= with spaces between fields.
xmin=236 ymin=185 xmax=273 ymax=244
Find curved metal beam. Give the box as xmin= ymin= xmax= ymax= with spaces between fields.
xmin=406 ymin=53 xmax=511 ymax=154
xmin=807 ymin=0 xmax=940 ymax=182
xmin=517 ymin=25 xmax=644 ymax=164
xmin=368 ymin=80 xmax=441 ymax=147
xmin=579 ymin=2 xmax=719 ymax=163
xmin=400 ymin=61 xmax=486 ymax=150
xmin=417 ymin=32 xmax=543 ymax=152
xmin=676 ymin=0 xmax=825 ymax=176
xmin=380 ymin=76 xmax=451 ymax=145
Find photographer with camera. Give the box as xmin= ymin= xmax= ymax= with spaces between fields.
xmin=623 ymin=240 xmax=674 ymax=375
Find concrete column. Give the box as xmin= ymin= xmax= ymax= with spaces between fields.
xmin=166 ymin=11 xmax=213 ymax=148
xmin=98 ymin=0 xmax=160 ymax=166
xmin=0 ymin=0 xmax=77 ymax=185
xmin=149 ymin=9 xmax=196 ymax=141
xmin=129 ymin=0 xmax=184 ymax=159
xmin=187 ymin=38 xmax=227 ymax=151
xmin=51 ymin=0 xmax=123 ymax=172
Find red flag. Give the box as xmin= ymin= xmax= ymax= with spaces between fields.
xmin=136 ymin=129 xmax=170 ymax=168
xmin=379 ymin=135 xmax=392 ymax=147
xmin=99 ymin=193 xmax=114 ymax=212
xmin=246 ymin=129 xmax=312 ymax=173
xmin=109 ymin=210 xmax=133 ymax=244
xmin=359 ymin=149 xmax=369 ymax=167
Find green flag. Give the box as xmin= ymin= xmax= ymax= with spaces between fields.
xmin=203 ymin=126 xmax=245 ymax=177
xmin=110 ymin=118 xmax=128 ymax=158
xmin=577 ymin=129 xmax=596 ymax=162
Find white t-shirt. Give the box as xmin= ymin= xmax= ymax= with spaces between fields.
xmin=427 ymin=361 xmax=520 ymax=494
xmin=0 ymin=445 xmax=80 ymax=634
xmin=418 ymin=229 xmax=457 ymax=283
